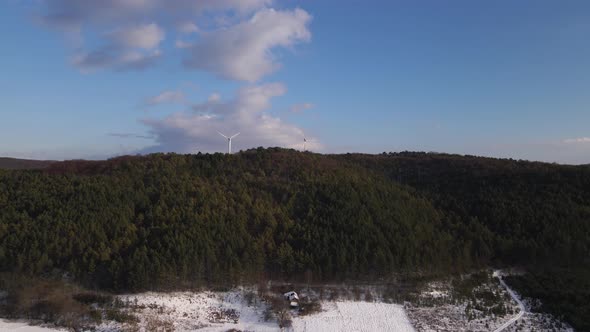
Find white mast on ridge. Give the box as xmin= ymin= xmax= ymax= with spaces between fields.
xmin=218 ymin=131 xmax=240 ymax=154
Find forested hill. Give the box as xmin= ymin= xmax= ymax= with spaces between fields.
xmin=340 ymin=152 xmax=590 ymax=266
xmin=0 ymin=149 xmax=589 ymax=291
xmin=0 ymin=157 xmax=55 ymax=170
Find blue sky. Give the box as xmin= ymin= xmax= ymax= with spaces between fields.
xmin=1 ymin=1 xmax=590 ymax=163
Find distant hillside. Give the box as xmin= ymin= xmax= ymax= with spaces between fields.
xmin=0 ymin=149 xmax=588 ymax=294
xmin=1 ymin=150 xmax=452 ymax=291
xmin=0 ymin=157 xmax=56 ymax=170
xmin=339 ymin=151 xmax=590 ymax=266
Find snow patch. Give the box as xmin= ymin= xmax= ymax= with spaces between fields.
xmin=292 ymin=301 xmax=415 ymax=332
xmin=90 ymin=290 xmax=417 ymax=332
xmin=0 ymin=320 xmax=64 ymax=332
xmin=96 ymin=290 xmax=278 ymax=332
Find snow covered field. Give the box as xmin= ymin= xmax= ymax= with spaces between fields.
xmin=0 ymin=272 xmax=574 ymax=332
xmin=97 ymin=291 xmax=278 ymax=332
xmin=93 ymin=290 xmax=416 ymax=332
xmin=292 ymin=301 xmax=415 ymax=332
xmin=0 ymin=320 xmax=64 ymax=332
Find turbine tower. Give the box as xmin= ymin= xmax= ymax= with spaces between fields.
xmin=218 ymin=131 xmax=240 ymax=154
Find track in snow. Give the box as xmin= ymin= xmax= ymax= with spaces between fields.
xmin=493 ymin=272 xmax=525 ymax=332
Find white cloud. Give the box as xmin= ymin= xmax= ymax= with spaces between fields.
xmin=110 ymin=23 xmax=164 ymax=49
xmin=42 ymin=0 xmax=272 ymax=28
xmin=177 ymin=22 xmax=200 ymax=34
xmin=208 ymin=93 xmax=221 ymax=103
xmin=38 ymin=2 xmax=311 ymax=79
xmin=175 ymin=40 xmax=193 ymax=49
xmin=71 ymin=47 xmax=162 ymax=72
xmin=183 ymin=8 xmax=312 ymax=81
xmin=290 ymin=102 xmax=314 ymax=113
xmin=40 ymin=0 xmax=275 ymax=72
xmin=563 ymin=137 xmax=590 ymax=144
xmin=140 ymin=83 xmax=321 ymax=153
xmin=145 ymin=90 xmax=185 ymax=106
xmin=68 ymin=23 xmax=165 ymax=72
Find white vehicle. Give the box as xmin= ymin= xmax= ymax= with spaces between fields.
xmin=284 ymin=291 xmax=299 ymax=301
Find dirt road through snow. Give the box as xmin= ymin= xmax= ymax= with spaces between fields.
xmin=493 ymin=271 xmax=525 ymax=332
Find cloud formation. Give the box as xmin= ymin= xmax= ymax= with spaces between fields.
xmin=33 ymin=1 xmax=318 ymax=156
xmin=144 ymin=90 xmax=186 ymax=106
xmin=108 ymin=132 xmax=154 ymax=139
xmin=182 ymin=8 xmax=312 ymax=81
xmin=177 ymin=22 xmax=200 ymax=34
xmin=110 ymin=23 xmax=164 ymax=49
xmin=290 ymin=102 xmax=315 ymax=113
xmin=563 ymin=137 xmax=590 ymax=144
xmin=140 ymin=83 xmax=321 ymax=153
xmin=39 ymin=0 xmax=310 ymax=79
xmin=71 ymin=23 xmax=164 ymax=71
xmin=42 ymin=0 xmax=271 ymax=28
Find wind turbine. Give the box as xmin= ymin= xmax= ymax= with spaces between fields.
xmin=218 ymin=131 xmax=240 ymax=154
xmin=303 ymin=136 xmax=316 ymax=152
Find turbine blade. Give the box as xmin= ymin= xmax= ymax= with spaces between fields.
xmin=217 ymin=131 xmax=228 ymax=139
xmin=230 ymin=132 xmax=240 ymax=139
